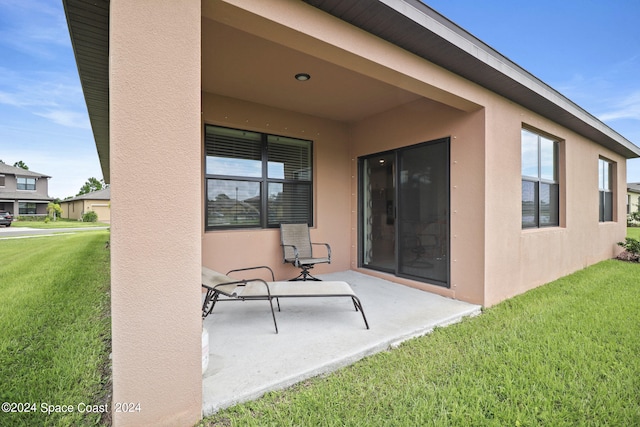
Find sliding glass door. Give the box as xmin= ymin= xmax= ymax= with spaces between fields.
xmin=360 ymin=138 xmax=450 ymax=286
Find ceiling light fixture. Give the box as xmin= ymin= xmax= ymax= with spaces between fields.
xmin=295 ymin=73 xmax=311 ymax=81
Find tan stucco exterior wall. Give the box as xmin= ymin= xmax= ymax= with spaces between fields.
xmin=61 ymin=200 xmax=83 ymax=221
xmin=61 ymin=200 xmax=110 ymax=222
xmin=482 ymin=103 xmax=627 ymax=306
xmin=628 ymin=191 xmax=640 ymax=214
xmin=109 ymin=1 xmax=202 ymax=425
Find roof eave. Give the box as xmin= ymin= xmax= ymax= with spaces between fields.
xmin=302 ymin=0 xmax=640 ymax=158
xmin=64 ymin=0 xmax=640 ymax=167
xmin=63 ymin=0 xmax=111 ymax=182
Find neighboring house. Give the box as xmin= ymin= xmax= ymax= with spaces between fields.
xmin=64 ymin=0 xmax=640 ymax=424
xmin=0 ymin=163 xmax=53 ymax=217
xmin=628 ymin=183 xmax=640 ymax=214
xmin=60 ymin=187 xmax=111 ymax=223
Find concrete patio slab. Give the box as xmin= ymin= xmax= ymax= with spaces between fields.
xmin=202 ymin=270 xmax=481 ymax=416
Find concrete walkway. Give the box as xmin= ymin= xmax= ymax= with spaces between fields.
xmin=202 ymin=270 xmax=481 ymax=415
xmin=0 ymin=226 xmax=109 ymax=239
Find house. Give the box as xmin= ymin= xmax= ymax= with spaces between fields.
xmin=0 ymin=162 xmax=53 ymax=217
xmin=628 ymin=183 xmax=640 ymax=215
xmin=63 ymin=0 xmax=640 ymax=424
xmin=60 ymin=187 xmax=111 ymax=223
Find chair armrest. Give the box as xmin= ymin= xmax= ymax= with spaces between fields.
xmin=311 ymin=242 xmax=331 ymax=262
xmin=211 ymin=278 xmax=272 ymax=300
xmin=227 ymin=265 xmax=275 ymax=282
xmin=281 ymin=243 xmax=300 ymax=265
xmin=202 ymin=278 xmax=271 ymax=318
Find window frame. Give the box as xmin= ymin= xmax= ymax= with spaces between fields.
xmin=17 ymin=177 xmax=36 ymax=191
xmin=204 ymin=124 xmax=313 ymax=231
xmin=598 ymin=157 xmax=614 ymax=222
xmin=19 ymin=202 xmax=37 ymax=215
xmin=521 ymin=128 xmax=560 ymax=229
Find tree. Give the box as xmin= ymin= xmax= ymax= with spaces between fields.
xmin=47 ymin=202 xmax=63 ymax=221
xmin=77 ymin=177 xmax=107 ymax=196
xmin=13 ymin=160 xmax=29 ymax=170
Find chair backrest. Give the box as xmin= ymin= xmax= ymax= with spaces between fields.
xmin=280 ymin=223 xmax=313 ymax=259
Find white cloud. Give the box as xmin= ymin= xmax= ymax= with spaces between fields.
xmin=34 ymin=110 xmax=90 ymax=130
xmin=0 ymin=67 xmax=87 ymax=129
xmin=598 ymin=91 xmax=640 ymax=122
xmin=0 ymin=0 xmax=70 ymax=58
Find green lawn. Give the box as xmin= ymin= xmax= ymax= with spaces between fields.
xmin=1 ymin=227 xmax=637 ymax=426
xmin=627 ymin=226 xmax=640 ymax=240
xmin=201 ymin=260 xmax=640 ymax=426
xmin=0 ymin=230 xmax=111 ymax=426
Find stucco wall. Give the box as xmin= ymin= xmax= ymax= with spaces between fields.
xmin=349 ymin=98 xmax=486 ymax=304
xmin=483 ymin=102 xmax=628 ymax=306
xmin=61 ymin=200 xmax=110 ymax=222
xmin=201 ymin=93 xmax=352 ymax=281
xmin=61 ymin=200 xmax=82 ymax=220
xmin=109 ymin=1 xmax=202 ymax=425
xmin=628 ymin=191 xmax=640 ymax=214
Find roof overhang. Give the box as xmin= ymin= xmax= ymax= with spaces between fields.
xmin=63 ymin=0 xmax=640 ymax=183
xmin=301 ymin=0 xmax=640 ymax=158
xmin=63 ymin=0 xmax=110 ymax=182
xmin=628 ymin=183 xmax=640 ymax=193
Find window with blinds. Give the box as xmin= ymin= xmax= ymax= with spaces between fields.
xmin=17 ymin=177 xmax=36 ymax=191
xmin=204 ymin=125 xmax=312 ymax=229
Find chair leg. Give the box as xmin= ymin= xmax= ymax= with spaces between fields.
xmin=202 ymin=291 xmax=220 ymax=318
xmin=289 ymin=265 xmax=322 ymax=281
xmin=267 ymin=297 xmax=279 ymax=334
xmin=351 ymin=296 xmax=370 ymax=329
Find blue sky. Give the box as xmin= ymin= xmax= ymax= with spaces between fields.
xmin=0 ymin=1 xmax=639 ymax=199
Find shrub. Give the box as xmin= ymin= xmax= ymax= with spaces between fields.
xmin=16 ymin=216 xmax=46 ymax=222
xmin=617 ymin=237 xmax=640 ymax=262
xmin=82 ymin=211 xmax=98 ymax=223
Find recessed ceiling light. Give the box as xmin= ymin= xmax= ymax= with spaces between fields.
xmin=295 ymin=73 xmax=311 ymax=81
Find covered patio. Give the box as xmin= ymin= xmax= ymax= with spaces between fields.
xmin=63 ymin=1 xmax=637 ymax=424
xmin=202 ymin=270 xmax=481 ymax=415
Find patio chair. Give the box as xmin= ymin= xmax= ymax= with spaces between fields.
xmin=201 ymin=266 xmax=369 ymax=333
xmin=280 ymin=223 xmax=331 ymax=281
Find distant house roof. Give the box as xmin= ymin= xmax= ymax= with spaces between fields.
xmin=64 ymin=187 xmax=111 ymax=202
xmin=0 ymin=163 xmax=51 ymax=178
xmin=0 ymin=192 xmax=53 ymax=202
xmin=628 ymin=183 xmax=640 ymax=194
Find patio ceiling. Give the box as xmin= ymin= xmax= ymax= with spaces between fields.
xmin=202 ymin=20 xmax=422 ymax=123
xmin=64 ymin=0 xmax=640 ymax=185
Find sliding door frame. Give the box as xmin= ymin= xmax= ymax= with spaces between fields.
xmin=358 ymin=137 xmax=451 ymax=288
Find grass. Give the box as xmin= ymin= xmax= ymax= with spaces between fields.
xmin=201 ymin=261 xmax=640 ymax=426
xmin=0 ymin=226 xmax=636 ymax=425
xmin=0 ymin=230 xmax=111 ymax=426
xmin=10 ymin=219 xmax=109 ymax=229
xmin=627 ymin=226 xmax=640 ymax=240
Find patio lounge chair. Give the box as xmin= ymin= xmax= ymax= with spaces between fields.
xmin=280 ymin=223 xmax=331 ymax=281
xmin=201 ymin=266 xmax=369 ymax=333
